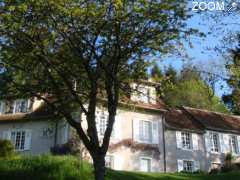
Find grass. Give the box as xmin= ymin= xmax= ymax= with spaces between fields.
xmin=0 ymin=155 xmax=240 ymax=180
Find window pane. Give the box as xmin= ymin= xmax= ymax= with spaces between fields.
xmin=181 ymin=132 xmax=191 ymax=149
xmin=183 ymin=161 xmax=193 ymax=172
xmin=210 ymin=133 xmax=219 ymax=152
xmin=140 ymin=121 xmax=152 ymax=142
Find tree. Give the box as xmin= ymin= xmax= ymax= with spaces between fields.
xmin=223 ymin=38 xmax=240 ymax=114
xmin=0 ymin=0 xmax=191 ymax=179
xmin=160 ymin=66 xmax=229 ymax=113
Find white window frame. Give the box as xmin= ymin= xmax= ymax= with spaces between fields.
xmin=139 ymin=120 xmax=153 ymax=143
xmin=139 ymin=157 xmax=152 ymax=172
xmin=229 ymin=135 xmax=239 ymax=154
xmin=9 ymin=129 xmax=31 ymax=151
xmin=183 ymin=160 xmax=194 ymax=172
xmin=181 ymin=132 xmax=192 ymax=150
xmin=105 ymin=155 xmax=114 ymax=169
xmin=210 ymin=132 xmax=220 ymax=153
xmin=0 ymin=99 xmax=30 ymax=115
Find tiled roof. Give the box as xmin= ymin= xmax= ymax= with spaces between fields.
xmin=165 ymin=106 xmax=240 ymax=134
xmin=183 ymin=107 xmax=240 ymax=134
xmin=164 ymin=108 xmax=204 ymax=132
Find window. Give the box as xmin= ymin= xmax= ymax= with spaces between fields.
xmin=4 ymin=100 xmax=15 ymax=114
xmin=139 ymin=120 xmax=152 ymax=143
xmin=105 ymin=155 xmax=114 ymax=169
xmin=140 ymin=158 xmax=151 ymax=172
xmin=96 ymin=110 xmax=115 ymax=137
xmin=15 ymin=99 xmax=29 ymax=113
xmin=229 ymin=135 xmax=238 ymax=154
xmin=181 ymin=132 xmax=191 ymax=149
xmin=183 ymin=160 xmax=193 ymax=172
xmin=210 ymin=132 xmax=219 ymax=152
xmin=96 ymin=110 xmax=108 ymax=136
xmin=0 ymin=99 xmax=30 ymax=115
xmin=11 ymin=131 xmax=26 ymax=151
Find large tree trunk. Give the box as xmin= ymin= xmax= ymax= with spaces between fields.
xmin=93 ymin=153 xmax=106 ymax=180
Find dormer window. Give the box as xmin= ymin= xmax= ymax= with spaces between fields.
xmin=131 ymin=83 xmax=156 ymax=104
xmin=0 ymin=99 xmax=31 ymax=115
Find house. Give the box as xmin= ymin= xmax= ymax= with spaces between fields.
xmin=0 ymin=82 xmax=240 ymax=173
xmin=165 ymin=107 xmax=240 ymax=172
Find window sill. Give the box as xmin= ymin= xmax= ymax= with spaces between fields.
xmin=210 ymin=151 xmax=220 ymax=155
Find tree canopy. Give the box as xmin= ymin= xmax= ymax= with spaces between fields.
xmin=223 ymin=37 xmax=240 ymax=115
xmin=0 ymin=0 xmax=192 ymax=180
xmin=151 ymin=65 xmax=229 ymax=113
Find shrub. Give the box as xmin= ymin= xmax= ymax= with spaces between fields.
xmin=51 ymin=139 xmax=81 ymax=155
xmin=209 ymin=168 xmax=220 ymax=174
xmin=0 ymin=140 xmax=15 ymax=158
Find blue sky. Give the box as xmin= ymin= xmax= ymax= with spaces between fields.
xmin=158 ymin=1 xmax=240 ymax=97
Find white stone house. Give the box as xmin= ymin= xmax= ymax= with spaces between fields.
xmin=0 ymin=82 xmax=240 ymax=173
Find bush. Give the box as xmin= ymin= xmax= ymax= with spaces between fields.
xmin=0 ymin=140 xmax=15 ymax=158
xmin=51 ymin=139 xmax=81 ymax=155
xmin=209 ymin=168 xmax=220 ymax=174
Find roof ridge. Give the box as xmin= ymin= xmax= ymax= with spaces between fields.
xmin=182 ymin=106 xmax=240 ymax=119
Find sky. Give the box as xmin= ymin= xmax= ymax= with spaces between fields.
xmin=157 ymin=0 xmax=240 ymax=97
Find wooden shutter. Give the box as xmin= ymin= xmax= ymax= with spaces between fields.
xmin=152 ymin=121 xmax=159 ymax=144
xmin=205 ymin=132 xmax=211 ymax=152
xmin=114 ymin=115 xmax=122 ymax=139
xmin=133 ymin=119 xmax=140 ymax=141
xmin=24 ymin=130 xmax=32 ymax=150
xmin=194 ymin=161 xmax=200 ymax=171
xmin=220 ymin=133 xmax=230 ymax=153
xmin=0 ymin=101 xmax=4 ymax=114
xmin=237 ymin=136 xmax=240 ymax=154
xmin=2 ymin=131 xmax=11 ymax=140
xmin=149 ymin=87 xmax=156 ymax=104
xmin=177 ymin=159 xmax=183 ymax=172
xmin=176 ymin=131 xmax=182 ymax=149
xmin=192 ymin=133 xmax=199 ymax=150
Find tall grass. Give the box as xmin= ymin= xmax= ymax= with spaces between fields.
xmin=0 ymin=155 xmax=93 ymax=180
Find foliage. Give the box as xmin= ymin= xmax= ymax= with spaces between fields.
xmin=223 ymin=37 xmax=240 ymax=115
xmin=0 ymin=0 xmax=193 ymax=179
xmin=0 ymin=140 xmax=15 ymax=158
xmin=151 ymin=65 xmax=229 ymax=113
xmin=0 ymin=155 xmax=240 ymax=180
xmin=0 ymin=155 xmax=91 ymax=180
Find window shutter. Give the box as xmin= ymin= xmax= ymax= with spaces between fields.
xmin=192 ymin=133 xmax=199 ymax=150
xmin=133 ymin=119 xmax=140 ymax=141
xmin=12 ymin=100 xmax=17 ymax=113
xmin=205 ymin=132 xmax=211 ymax=152
xmin=149 ymin=87 xmax=156 ymax=104
xmin=2 ymin=131 xmax=11 ymax=140
xmin=0 ymin=101 xmax=4 ymax=114
xmin=194 ymin=161 xmax=200 ymax=171
xmin=114 ymin=115 xmax=122 ymax=139
xmin=176 ymin=131 xmax=182 ymax=149
xmin=114 ymin=154 xmax=123 ymax=170
xmin=177 ymin=159 xmax=183 ymax=172
xmin=95 ymin=111 xmax=100 ymax=135
xmin=24 ymin=130 xmax=32 ymax=150
xmin=237 ymin=136 xmax=240 ymax=154
xmin=152 ymin=121 xmax=159 ymax=144
xmin=221 ymin=134 xmax=230 ymax=153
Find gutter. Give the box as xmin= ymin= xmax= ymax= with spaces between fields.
xmin=161 ymin=113 xmax=167 ymax=173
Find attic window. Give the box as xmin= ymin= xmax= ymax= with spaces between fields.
xmin=0 ymin=99 xmax=31 ymax=115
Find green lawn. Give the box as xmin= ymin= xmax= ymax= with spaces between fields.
xmin=0 ymin=155 xmax=239 ymax=180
